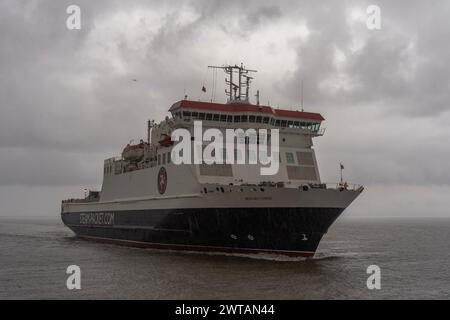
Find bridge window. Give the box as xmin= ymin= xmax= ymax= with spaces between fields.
xmin=167 ymin=152 xmax=171 ymax=164
xmin=158 ymin=154 xmax=161 ymax=166
xmin=235 ymin=149 xmax=243 ymax=162
xmin=281 ymin=120 xmax=287 ymax=127
xmin=191 ymin=112 xmax=198 ymax=119
xmin=198 ymin=113 xmax=205 ymax=120
xmin=249 ymin=149 xmax=257 ymax=162
xmin=275 ymin=119 xmax=280 ymax=126
xmin=234 ymin=115 xmax=241 ymax=122
xmin=249 ymin=115 xmax=256 ymax=123
xmin=183 ymin=111 xmax=191 ymax=118
xmin=263 ymin=117 xmax=270 ymax=124
xmin=256 ymin=116 xmax=262 ymax=123
xmin=220 ymin=114 xmax=227 ymax=122
xmin=227 ymin=115 xmax=233 ymax=122
xmin=206 ymin=113 xmax=212 ymax=120
xmin=213 ymin=114 xmax=220 ymax=121
xmin=286 ymin=152 xmax=295 ymax=164
xmin=241 ymin=115 xmax=248 ymax=122
xmin=162 ymin=153 xmax=166 ymax=164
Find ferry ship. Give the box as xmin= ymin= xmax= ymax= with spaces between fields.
xmin=61 ymin=64 xmax=363 ymax=258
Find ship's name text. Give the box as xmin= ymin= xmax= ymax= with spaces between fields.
xmin=79 ymin=212 xmax=114 ymax=225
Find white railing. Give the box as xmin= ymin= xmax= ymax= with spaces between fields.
xmin=315 ymin=127 xmax=326 ymax=136
xmin=322 ymin=183 xmax=364 ymax=191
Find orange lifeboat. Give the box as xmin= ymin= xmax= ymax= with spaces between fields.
xmin=122 ymin=142 xmax=145 ymax=162
xmin=159 ymin=134 xmax=174 ymax=147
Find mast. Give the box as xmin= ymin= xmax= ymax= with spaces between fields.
xmin=208 ymin=64 xmax=257 ymax=104
xmin=147 ymin=120 xmax=151 ymax=144
xmin=301 ymin=80 xmax=304 ymax=112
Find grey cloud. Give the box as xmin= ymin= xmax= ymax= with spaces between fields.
xmin=239 ymin=5 xmax=283 ymax=33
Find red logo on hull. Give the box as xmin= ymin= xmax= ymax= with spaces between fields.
xmin=157 ymin=167 xmax=167 ymax=194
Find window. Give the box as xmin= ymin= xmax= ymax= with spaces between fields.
xmin=249 ymin=115 xmax=256 ymax=123
xmin=183 ymin=111 xmax=191 ymax=118
xmin=162 ymin=153 xmax=166 ymax=164
xmin=191 ymin=112 xmax=198 ymax=119
xmin=199 ymin=113 xmax=205 ymax=120
xmin=288 ymin=121 xmax=293 ymax=128
xmin=248 ymin=150 xmax=257 ymax=163
xmin=227 ymin=115 xmax=233 ymax=122
xmin=222 ymin=148 xmax=227 ymax=162
xmin=256 ymin=116 xmax=262 ymax=123
xmin=241 ymin=115 xmax=248 ymax=122
xmin=263 ymin=117 xmax=269 ymax=124
xmin=275 ymin=119 xmax=280 ymax=126
xmin=235 ymin=149 xmax=243 ymax=162
xmin=158 ymin=154 xmax=161 ymax=165
xmin=220 ymin=114 xmax=227 ymax=122
xmin=234 ymin=115 xmax=241 ymax=122
xmin=281 ymin=120 xmax=287 ymax=127
xmin=167 ymin=152 xmax=171 ymax=164
xmin=270 ymin=118 xmax=275 ymax=125
xmin=294 ymin=121 xmax=300 ymax=128
xmin=213 ymin=114 xmax=220 ymax=121
xmin=206 ymin=113 xmax=212 ymax=120
xmin=286 ymin=152 xmax=295 ymax=164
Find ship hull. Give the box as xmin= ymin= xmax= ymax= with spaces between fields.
xmin=61 ymin=207 xmax=344 ymax=257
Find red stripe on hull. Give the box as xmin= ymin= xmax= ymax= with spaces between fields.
xmin=78 ymin=235 xmax=315 ymax=258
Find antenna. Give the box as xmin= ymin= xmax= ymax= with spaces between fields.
xmin=147 ymin=119 xmax=155 ymax=144
xmin=301 ymin=80 xmax=304 ymax=112
xmin=147 ymin=120 xmax=151 ymax=144
xmin=208 ymin=64 xmax=257 ymax=104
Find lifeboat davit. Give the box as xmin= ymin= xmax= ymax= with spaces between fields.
xmin=159 ymin=134 xmax=174 ymax=147
xmin=122 ymin=142 xmax=144 ymax=162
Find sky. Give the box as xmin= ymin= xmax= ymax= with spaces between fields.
xmin=0 ymin=0 xmax=449 ymax=218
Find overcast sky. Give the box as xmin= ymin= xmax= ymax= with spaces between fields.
xmin=1 ymin=0 xmax=449 ymax=217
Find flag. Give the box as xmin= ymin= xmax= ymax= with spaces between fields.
xmin=340 ymin=163 xmax=344 ymax=170
xmin=202 ymin=86 xmax=206 ymax=92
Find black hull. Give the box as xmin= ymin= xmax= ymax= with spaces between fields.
xmin=61 ymin=207 xmax=344 ymax=257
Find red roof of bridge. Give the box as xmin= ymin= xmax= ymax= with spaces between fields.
xmin=169 ymin=100 xmax=325 ymax=122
